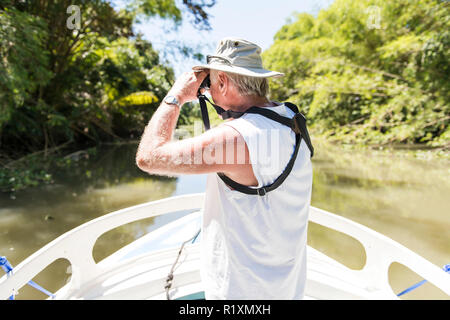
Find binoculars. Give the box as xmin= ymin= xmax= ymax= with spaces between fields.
xmin=197 ymin=75 xmax=211 ymax=97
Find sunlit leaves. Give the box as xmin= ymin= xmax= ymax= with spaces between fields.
xmin=264 ymin=0 xmax=449 ymax=147
xmin=118 ymin=91 xmax=159 ymax=106
xmin=0 ymin=8 xmax=52 ymax=129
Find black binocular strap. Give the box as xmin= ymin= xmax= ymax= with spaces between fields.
xmin=198 ymin=95 xmax=211 ymax=131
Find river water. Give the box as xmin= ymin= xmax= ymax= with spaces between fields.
xmin=0 ymin=141 xmax=449 ymax=300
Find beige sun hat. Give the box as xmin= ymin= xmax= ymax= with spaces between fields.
xmin=192 ymin=37 xmax=284 ymax=78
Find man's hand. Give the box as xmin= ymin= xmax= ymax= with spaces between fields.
xmin=167 ymin=70 xmax=208 ymax=106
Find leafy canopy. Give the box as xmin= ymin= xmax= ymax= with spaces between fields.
xmin=263 ymin=0 xmax=449 ymax=148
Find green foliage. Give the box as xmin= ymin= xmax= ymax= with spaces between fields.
xmin=0 ymin=8 xmax=52 ymax=135
xmin=128 ymin=0 xmax=216 ymax=30
xmin=0 ymin=0 xmax=215 ymax=158
xmin=263 ymin=0 xmax=449 ymax=148
xmin=134 ymin=0 xmax=183 ymax=23
xmin=0 ymin=0 xmax=216 ymax=192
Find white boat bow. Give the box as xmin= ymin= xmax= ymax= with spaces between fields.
xmin=1 ymin=193 xmax=449 ymax=300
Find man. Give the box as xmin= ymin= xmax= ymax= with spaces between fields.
xmin=136 ymin=37 xmax=313 ymax=299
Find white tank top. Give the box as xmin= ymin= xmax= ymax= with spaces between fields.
xmin=200 ymin=103 xmax=313 ymax=299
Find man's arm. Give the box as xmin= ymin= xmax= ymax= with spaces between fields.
xmin=137 ymin=71 xmax=202 ymax=153
xmin=135 ymin=71 xmax=257 ymax=186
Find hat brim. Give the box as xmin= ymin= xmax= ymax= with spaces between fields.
xmin=192 ymin=63 xmax=284 ymax=78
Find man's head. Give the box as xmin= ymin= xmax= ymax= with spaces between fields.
xmin=193 ymin=37 xmax=283 ymax=110
xmin=208 ymin=70 xmax=269 ymax=107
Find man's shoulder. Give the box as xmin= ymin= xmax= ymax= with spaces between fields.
xmin=206 ymin=122 xmax=246 ymax=142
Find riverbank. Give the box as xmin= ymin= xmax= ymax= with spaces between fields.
xmin=1 ymin=129 xmax=449 ymax=195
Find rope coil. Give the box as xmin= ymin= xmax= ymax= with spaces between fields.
xmin=164 ymin=229 xmax=201 ymax=300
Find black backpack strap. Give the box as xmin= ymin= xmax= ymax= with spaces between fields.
xmin=244 ymin=107 xmax=294 ymax=128
xmin=218 ymin=132 xmax=302 ymax=196
xmin=284 ymin=101 xmax=299 ymax=114
xmin=197 ymin=97 xmax=314 ymax=196
xmin=285 ymin=102 xmax=314 ymax=157
xmin=244 ymin=103 xmax=314 ymax=158
xmin=216 ymin=105 xmax=314 ymax=196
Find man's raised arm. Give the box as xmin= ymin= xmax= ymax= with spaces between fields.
xmin=135 ymin=71 xmax=254 ymax=183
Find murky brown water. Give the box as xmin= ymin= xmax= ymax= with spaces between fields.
xmin=0 ymin=141 xmax=449 ymax=299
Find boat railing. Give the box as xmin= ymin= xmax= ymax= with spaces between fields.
xmin=0 ymin=193 xmax=205 ymax=300
xmin=309 ymin=206 xmax=450 ymax=297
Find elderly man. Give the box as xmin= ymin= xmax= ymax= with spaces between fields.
xmin=136 ymin=37 xmax=313 ymax=299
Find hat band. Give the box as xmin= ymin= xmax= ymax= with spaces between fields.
xmin=207 ymin=55 xmax=264 ymax=70
xmin=207 ymin=55 xmax=232 ymax=66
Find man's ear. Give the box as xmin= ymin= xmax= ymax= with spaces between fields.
xmin=218 ymin=71 xmax=228 ymax=96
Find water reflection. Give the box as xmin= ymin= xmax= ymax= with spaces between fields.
xmin=0 ymin=141 xmax=448 ymax=299
xmin=0 ymin=144 xmax=175 ymax=259
xmin=310 ymin=140 xmax=450 ymax=299
xmin=311 ymin=140 xmax=450 ymax=260
xmin=0 ymin=143 xmax=205 ymax=299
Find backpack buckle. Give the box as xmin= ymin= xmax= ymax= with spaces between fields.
xmin=292 ymin=113 xmax=305 ymax=134
xmin=257 ymin=188 xmax=267 ymax=196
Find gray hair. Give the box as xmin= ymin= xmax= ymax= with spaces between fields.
xmin=212 ymin=70 xmax=269 ymax=97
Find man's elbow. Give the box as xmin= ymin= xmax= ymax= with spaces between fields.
xmin=136 ymin=155 xmax=148 ymax=172
xmin=135 ymin=149 xmax=152 ymax=171
xmin=135 ymin=151 xmax=163 ymax=174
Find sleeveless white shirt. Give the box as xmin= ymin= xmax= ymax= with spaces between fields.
xmin=200 ymin=103 xmax=313 ymax=300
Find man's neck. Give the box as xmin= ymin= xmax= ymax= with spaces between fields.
xmin=228 ymin=95 xmax=276 ymax=112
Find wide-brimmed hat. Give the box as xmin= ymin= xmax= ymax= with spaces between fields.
xmin=192 ymin=37 xmax=284 ymax=78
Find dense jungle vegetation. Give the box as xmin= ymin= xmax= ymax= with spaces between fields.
xmin=263 ymin=0 xmax=449 ymax=148
xmin=0 ymin=0 xmax=215 ymax=191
